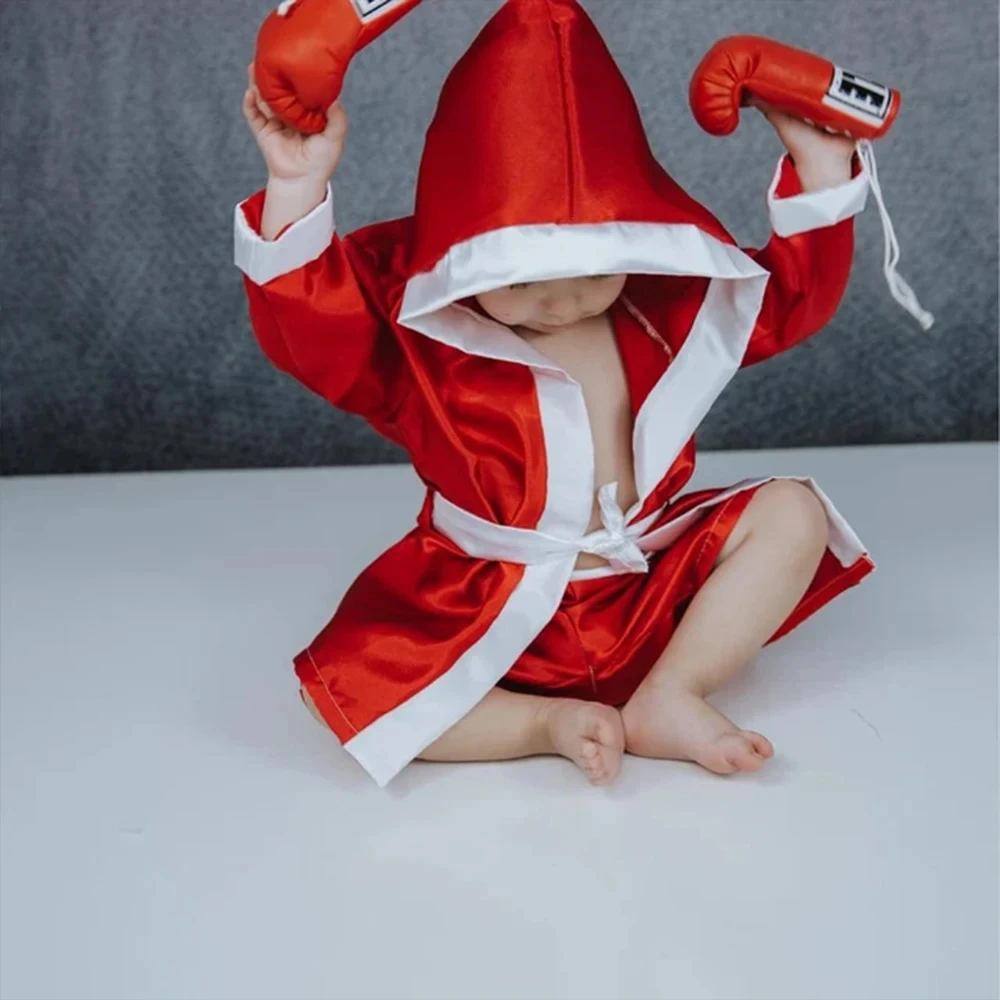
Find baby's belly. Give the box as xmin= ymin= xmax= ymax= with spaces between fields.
xmin=575 ymin=550 xmax=613 ymax=571
xmin=558 ymin=322 xmax=639 ymax=571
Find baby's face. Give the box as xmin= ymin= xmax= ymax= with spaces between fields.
xmin=475 ymin=275 xmax=627 ymax=334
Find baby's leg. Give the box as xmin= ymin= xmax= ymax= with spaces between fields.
xmin=622 ymin=481 xmax=829 ymax=774
xmin=302 ymin=686 xmax=625 ymax=786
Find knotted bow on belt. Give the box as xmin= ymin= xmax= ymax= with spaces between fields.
xmin=431 ymin=482 xmax=657 ymax=574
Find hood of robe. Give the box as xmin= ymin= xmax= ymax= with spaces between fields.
xmin=397 ymin=0 xmax=768 ymax=352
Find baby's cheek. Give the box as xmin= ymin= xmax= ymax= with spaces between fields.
xmin=494 ymin=306 xmax=520 ymax=324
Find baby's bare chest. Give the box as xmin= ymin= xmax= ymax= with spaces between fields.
xmin=520 ymin=314 xmax=630 ymax=421
xmin=517 ymin=315 xmax=638 ymax=515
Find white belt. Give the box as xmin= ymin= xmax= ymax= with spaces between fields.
xmin=431 ymin=482 xmax=660 ymax=574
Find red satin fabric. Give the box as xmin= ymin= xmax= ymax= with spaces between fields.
xmin=410 ymin=0 xmax=735 ymax=278
xmin=295 ymin=526 xmax=527 ymax=744
xmin=741 ymin=156 xmax=860 ymax=367
xmin=503 ymin=487 xmax=874 ymax=705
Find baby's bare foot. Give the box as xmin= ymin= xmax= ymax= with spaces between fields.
xmin=544 ymin=699 xmax=625 ymax=786
xmin=622 ymin=683 xmax=773 ymax=774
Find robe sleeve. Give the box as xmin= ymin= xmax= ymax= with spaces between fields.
xmin=233 ymin=185 xmax=410 ymax=428
xmin=740 ymin=154 xmax=869 ymax=367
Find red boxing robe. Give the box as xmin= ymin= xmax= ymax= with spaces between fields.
xmin=235 ymin=0 xmax=874 ymax=785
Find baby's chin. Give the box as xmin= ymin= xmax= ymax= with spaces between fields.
xmin=522 ymin=315 xmax=591 ymax=334
xmin=521 ymin=321 xmax=566 ymax=334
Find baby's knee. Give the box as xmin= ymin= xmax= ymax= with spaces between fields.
xmin=755 ymin=480 xmax=829 ymax=552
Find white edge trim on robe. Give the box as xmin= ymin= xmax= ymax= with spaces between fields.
xmin=343 ymin=558 xmax=578 ymax=787
xmin=630 ymin=275 xmax=767 ymax=499
xmin=768 ymin=153 xmax=870 ymax=238
xmin=638 ymin=477 xmax=868 ymax=566
xmin=233 ymin=184 xmax=334 ymax=286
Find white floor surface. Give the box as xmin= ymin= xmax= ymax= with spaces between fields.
xmin=1 ymin=444 xmax=997 ymax=1000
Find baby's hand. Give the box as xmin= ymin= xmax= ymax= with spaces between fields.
xmin=751 ymin=99 xmax=856 ymax=166
xmin=242 ymin=63 xmax=347 ymax=184
xmin=750 ymin=99 xmax=855 ymax=193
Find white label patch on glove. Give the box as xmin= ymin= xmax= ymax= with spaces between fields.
xmin=352 ymin=0 xmax=407 ymax=21
xmin=823 ymin=67 xmax=893 ymax=126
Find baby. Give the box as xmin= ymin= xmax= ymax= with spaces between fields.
xmin=236 ymin=1 xmax=873 ymax=787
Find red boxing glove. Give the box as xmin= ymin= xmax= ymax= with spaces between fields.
xmin=690 ymin=35 xmax=933 ymax=330
xmin=689 ymin=35 xmax=899 ymax=142
xmin=254 ymin=0 xmax=423 ymax=134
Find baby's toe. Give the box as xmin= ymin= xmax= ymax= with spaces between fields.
xmin=747 ymin=732 xmax=774 ymax=759
xmin=596 ymin=718 xmax=623 ymax=751
xmin=723 ymin=734 xmax=767 ymax=772
xmin=587 ymin=760 xmax=611 ymax=785
xmin=600 ymin=751 xmax=622 ymax=784
xmin=579 ymin=740 xmax=601 ymax=769
xmin=711 ymin=752 xmax=740 ymax=774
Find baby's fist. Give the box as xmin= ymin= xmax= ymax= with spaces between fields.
xmin=242 ymin=64 xmax=348 ymax=183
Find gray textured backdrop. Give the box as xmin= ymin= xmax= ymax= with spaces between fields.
xmin=1 ymin=0 xmax=997 ymax=476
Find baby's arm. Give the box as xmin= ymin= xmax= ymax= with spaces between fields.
xmin=259 ymin=175 xmax=329 ymax=242
xmin=235 ymin=74 xmax=408 ymax=425
xmin=740 ymin=105 xmax=866 ymax=366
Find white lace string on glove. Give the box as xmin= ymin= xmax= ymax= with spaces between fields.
xmin=857 ymin=139 xmax=935 ymax=330
xmin=578 ymin=483 xmax=650 ymax=574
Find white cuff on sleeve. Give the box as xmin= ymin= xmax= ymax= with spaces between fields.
xmin=233 ymin=184 xmax=335 ymax=285
xmin=767 ymin=156 xmax=869 ymax=238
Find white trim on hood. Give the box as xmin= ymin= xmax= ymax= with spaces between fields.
xmin=398 ymin=219 xmax=768 ymax=357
